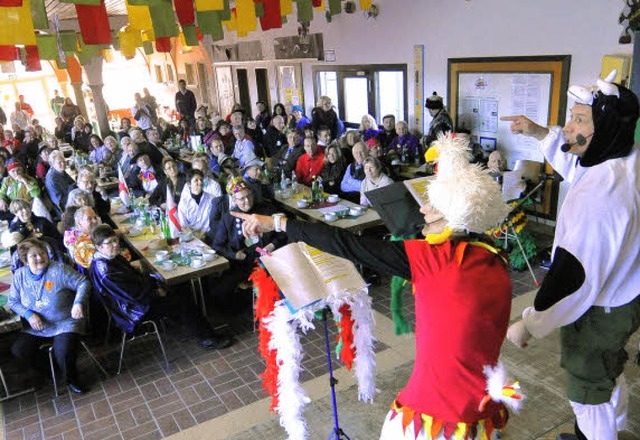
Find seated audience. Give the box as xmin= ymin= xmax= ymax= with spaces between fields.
xmin=35 ymin=145 xmax=51 ymax=182
xmin=63 ymin=206 xmax=100 ymax=269
xmin=45 ymin=150 xmax=75 ymax=213
xmin=291 ymin=105 xmax=311 ymax=131
xmin=8 ymin=238 xmax=90 ymax=394
xmin=89 ymin=225 xmax=232 ymax=350
xmin=177 ymin=169 xmax=215 ymax=238
xmin=215 ymin=121 xmax=235 ymax=155
xmin=295 ymin=136 xmax=325 ymax=185
xmin=54 ymin=116 xmax=71 ymax=143
xmin=0 ymin=160 xmax=41 ymax=212
xmin=60 ymin=98 xmax=81 ymax=125
xmin=271 ymin=130 xmax=304 ymax=177
xmin=377 ymin=114 xmax=397 ymax=150
xmin=360 ymin=157 xmax=394 ymax=207
xmin=242 ymin=157 xmax=272 ymax=203
xmin=70 ymin=117 xmax=91 ymax=153
xmin=9 ymin=198 xmax=61 ymax=245
xmin=263 ymin=115 xmax=287 ymax=158
xmin=133 ymin=154 xmax=159 ymax=195
xmin=340 ymin=142 xmax=369 ymax=202
xmin=190 ymin=155 xmax=222 ymax=198
xmin=117 ymin=118 xmax=132 ymax=141
xmin=71 ymin=168 xmax=111 ymax=220
xmin=157 ymin=118 xmax=177 ymax=143
xmin=360 ymin=114 xmax=381 ymax=141
xmin=337 ymin=130 xmax=360 ymax=163
xmin=231 ymin=125 xmax=255 ymax=168
xmin=320 ymin=144 xmax=348 ymax=196
xmin=387 ymin=121 xmax=421 ymax=163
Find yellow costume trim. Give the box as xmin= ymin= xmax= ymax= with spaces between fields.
xmin=425 ymin=227 xmax=452 ymax=245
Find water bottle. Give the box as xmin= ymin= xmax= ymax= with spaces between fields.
xmin=317 ymin=177 xmax=324 ymax=201
xmin=280 ymin=170 xmax=287 ymax=191
xmin=401 ymin=145 xmax=407 ymax=164
xmin=311 ymin=176 xmax=319 ymax=202
xmin=291 ymin=170 xmax=298 ymax=192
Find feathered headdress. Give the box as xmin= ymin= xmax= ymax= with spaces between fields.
xmin=426 ymin=133 xmax=509 ymax=234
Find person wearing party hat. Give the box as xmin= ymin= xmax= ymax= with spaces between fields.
xmin=233 ymin=134 xmax=525 ymax=439
xmin=502 ymin=70 xmax=640 ymax=440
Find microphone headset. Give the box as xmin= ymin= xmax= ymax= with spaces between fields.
xmin=560 ymin=133 xmax=594 ymax=152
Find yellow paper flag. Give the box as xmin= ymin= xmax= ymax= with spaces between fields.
xmin=235 ymin=0 xmax=256 ymax=36
xmin=0 ymin=0 xmax=36 ymax=46
xmin=194 ymin=0 xmax=224 ymax=12
xmin=280 ymin=0 xmax=292 ymax=16
xmin=126 ymin=0 xmax=153 ymax=31
xmin=222 ymin=8 xmax=237 ymax=31
xmin=359 ymin=0 xmax=371 ymax=10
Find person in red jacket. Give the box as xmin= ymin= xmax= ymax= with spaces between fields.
xmin=294 ymin=136 xmax=325 ymax=185
xmin=234 ymin=134 xmax=524 ymax=439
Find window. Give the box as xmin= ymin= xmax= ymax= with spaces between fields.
xmin=165 ymin=64 xmax=175 ymax=83
xmin=314 ymin=64 xmax=407 ymax=127
xmin=185 ymin=63 xmax=196 ymax=85
xmin=154 ymin=65 xmax=163 ymax=83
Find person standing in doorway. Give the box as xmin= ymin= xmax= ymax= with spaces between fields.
xmin=50 ymin=90 xmax=66 ymax=117
xmin=174 ymin=79 xmax=197 ymax=126
xmin=423 ymin=91 xmax=453 ymax=148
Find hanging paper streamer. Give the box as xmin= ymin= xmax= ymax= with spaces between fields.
xmin=194 ymin=0 xmax=223 ymax=11
xmin=155 ymin=36 xmax=171 ymax=52
xmin=118 ymin=26 xmax=143 ymax=58
xmin=235 ymin=0 xmax=257 ymax=37
xmin=293 ymin=0 xmax=312 ymax=22
xmin=36 ymin=34 xmax=58 ymax=60
xmin=359 ymin=0 xmax=371 ymax=9
xmin=196 ymin=10 xmax=224 ymax=40
xmin=23 ymin=45 xmax=41 ymax=71
xmin=76 ymin=37 xmax=100 ymax=65
xmin=328 ymin=0 xmax=340 ymax=15
xmin=0 ymin=0 xmax=22 ymax=6
xmin=127 ymin=0 xmax=159 ymax=5
xmin=76 ymin=0 xmax=113 ymax=45
xmin=126 ymin=0 xmax=153 ymax=31
xmin=254 ymin=1 xmax=264 ymax=18
xmin=0 ymin=46 xmax=20 ymax=61
xmin=149 ymin=0 xmax=179 ymax=38
xmin=30 ymin=0 xmax=48 ymax=29
xmin=174 ymin=0 xmax=195 ymax=25
xmin=221 ymin=7 xmax=237 ymax=32
xmin=181 ymin=24 xmax=198 ymax=46
xmin=142 ymin=40 xmax=154 ymax=54
xmin=280 ymin=0 xmax=292 ymax=15
xmin=218 ymin=0 xmax=230 ymax=19
xmin=312 ymin=0 xmax=322 ymax=8
xmin=59 ymin=30 xmax=78 ymax=52
xmin=257 ymin=0 xmax=282 ymax=30
xmin=101 ymin=48 xmax=114 ymax=62
xmin=58 ymin=0 xmax=100 ymax=5
xmin=0 ymin=0 xmax=36 ymax=46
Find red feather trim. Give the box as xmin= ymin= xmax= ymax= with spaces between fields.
xmin=250 ymin=266 xmax=281 ymax=411
xmin=336 ymin=304 xmax=356 ymax=370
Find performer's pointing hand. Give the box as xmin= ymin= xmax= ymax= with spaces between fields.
xmin=500 ymin=115 xmax=549 ymax=140
xmin=231 ymin=211 xmax=275 ymax=237
xmin=507 ymin=320 xmax=532 ymax=348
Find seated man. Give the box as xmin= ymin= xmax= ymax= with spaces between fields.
xmin=212 ymin=179 xmax=287 ymax=312
xmin=295 ymin=136 xmax=325 ymax=186
xmin=90 ymin=225 xmax=232 ymax=350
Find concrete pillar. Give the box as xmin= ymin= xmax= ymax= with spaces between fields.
xmin=84 ymin=56 xmax=110 ymax=138
xmin=70 ymin=82 xmax=88 ymax=118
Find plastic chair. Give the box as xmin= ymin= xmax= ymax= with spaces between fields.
xmin=117 ymin=320 xmax=169 ymax=375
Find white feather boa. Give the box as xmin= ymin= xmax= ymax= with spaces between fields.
xmin=264 ymin=288 xmax=377 ymax=440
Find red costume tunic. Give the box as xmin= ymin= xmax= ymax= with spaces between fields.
xmin=393 ymin=240 xmax=512 ymax=436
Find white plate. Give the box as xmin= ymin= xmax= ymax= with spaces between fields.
xmin=162 ymin=262 xmax=177 ymax=271
xmin=128 ymin=229 xmax=142 ymax=237
xmin=190 ymin=261 xmax=205 ymax=269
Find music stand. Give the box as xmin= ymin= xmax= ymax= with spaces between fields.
xmin=321 ymin=307 xmax=352 ymax=440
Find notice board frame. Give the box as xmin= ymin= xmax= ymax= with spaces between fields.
xmin=447 ymin=55 xmax=571 ymax=218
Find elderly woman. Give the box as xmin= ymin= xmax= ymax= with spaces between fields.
xmin=70 ymin=116 xmax=91 ymax=153
xmin=388 ymin=121 xmax=421 ymax=163
xmin=133 ymin=154 xmax=159 ymax=195
xmin=45 ymin=150 xmax=74 ymax=211
xmin=90 ymin=225 xmax=232 ymax=350
xmin=311 ymin=96 xmax=343 ymax=141
xmin=191 ymin=155 xmax=222 ymax=197
xmin=157 ymin=118 xmax=177 ymax=143
xmin=54 ymin=116 xmax=71 ymax=143
xmin=63 ymin=206 xmax=100 ymax=269
xmin=60 ymin=98 xmax=81 ymax=125
xmin=177 ymin=169 xmax=215 ymax=237
xmin=35 ymin=145 xmax=52 ymax=182
xmin=360 ymin=157 xmax=394 ymax=207
xmin=60 ymin=190 xmax=90 ymax=233
xmin=8 ymin=238 xmax=90 ymax=394
xmin=340 ymin=141 xmax=369 ymax=202
xmin=9 ymin=198 xmax=61 ymax=244
xmin=88 ymin=134 xmax=114 ymax=168
xmin=0 ymin=161 xmax=41 ymax=212
xmin=72 ymin=168 xmax=110 ymax=220
xmin=359 ymin=114 xmax=381 ymax=141
xmin=320 ymin=144 xmax=348 ymax=196
xmin=149 ymin=157 xmax=186 ymax=209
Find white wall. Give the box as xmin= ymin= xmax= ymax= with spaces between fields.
xmin=206 ymin=0 xmax=631 ymax=128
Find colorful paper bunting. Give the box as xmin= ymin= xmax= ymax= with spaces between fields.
xmin=76 ymin=36 xmax=101 ymax=65
xmin=328 ymin=0 xmax=340 ymax=15
xmin=194 ymin=0 xmax=224 ymax=12
xmin=118 ymin=26 xmax=143 ymax=58
xmin=30 ymin=0 xmax=48 ymax=29
xmin=149 ymin=0 xmax=179 ymax=38
xmin=196 ymin=10 xmax=224 ymax=40
xmin=254 ymin=1 xmax=264 ymax=18
xmin=359 ymin=0 xmax=371 ymax=9
xmin=293 ymin=0 xmax=312 ymax=22
xmin=143 ymin=40 xmax=154 ymax=54
xmin=0 ymin=0 xmax=22 ymax=6
xmin=0 ymin=0 xmax=36 ymax=46
xmin=280 ymin=0 xmax=292 ymax=15
xmin=23 ymin=45 xmax=41 ymax=71
xmin=59 ymin=30 xmax=78 ymax=52
xmin=36 ymin=34 xmax=58 ymax=60
xmin=235 ymin=0 xmax=257 ymax=36
xmin=155 ymin=36 xmax=171 ymax=52
xmin=181 ymin=24 xmax=199 ymax=46
xmin=257 ymin=0 xmax=282 ymax=30
xmin=0 ymin=46 xmax=20 ymax=61
xmin=58 ymin=0 xmax=100 ymax=5
xmin=174 ymin=0 xmax=195 ymax=25
xmin=126 ymin=0 xmax=153 ymax=31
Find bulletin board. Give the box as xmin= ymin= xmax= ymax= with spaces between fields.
xmin=448 ymin=55 xmax=571 ymax=218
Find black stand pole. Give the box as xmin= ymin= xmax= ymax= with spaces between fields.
xmin=322 ymin=307 xmax=352 ymax=440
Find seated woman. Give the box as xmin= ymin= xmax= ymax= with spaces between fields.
xmin=194 ymin=117 xmax=211 ymax=143
xmin=60 ymin=190 xmax=90 ymax=232
xmin=359 ymin=114 xmax=381 ymax=141
xmin=360 ymin=157 xmax=394 ymax=207
xmin=71 ymin=168 xmax=111 ymax=220
xmin=177 ymin=169 xmax=215 ymax=238
xmin=215 ymin=121 xmax=235 ymax=156
xmin=45 ymin=150 xmax=74 ymax=213
xmin=177 ymin=118 xmax=191 ymax=146
xmin=87 ymin=135 xmax=104 ymax=159
xmin=190 ymin=155 xmax=222 ymax=198
xmin=54 ymin=116 xmax=71 ymax=144
xmin=387 ymin=121 xmax=421 ymax=163
xmin=133 ymin=154 xmax=159 ymax=195
xmin=157 ymin=118 xmax=177 ymax=143
xmin=337 ymin=130 xmax=361 ymax=163
xmin=212 ymin=179 xmax=286 ymax=312
xmin=0 ymin=160 xmax=41 ymax=211
xmin=149 ymin=157 xmax=186 ymax=209
xmin=340 ymin=142 xmax=369 ymax=203
xmin=2 ymin=229 xmax=60 ymax=273
xmin=9 ymin=198 xmax=62 ymax=246
xmin=320 ymin=144 xmax=348 ymax=196
xmin=89 ymin=135 xmax=118 ymax=174
xmin=8 ymin=238 xmax=90 ymax=394
xmin=207 ymin=137 xmax=227 ymax=177
xmin=35 ymin=145 xmax=52 ymax=182
xmin=89 ymin=225 xmax=232 ymax=350
xmin=63 ymin=206 xmax=100 ymax=269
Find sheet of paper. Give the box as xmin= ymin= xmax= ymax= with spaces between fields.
xmin=403 ymin=176 xmax=434 ymax=206
xmin=300 ymin=244 xmax=366 ymax=297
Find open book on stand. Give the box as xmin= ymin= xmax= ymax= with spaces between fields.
xmin=259 ymin=242 xmax=367 ymax=314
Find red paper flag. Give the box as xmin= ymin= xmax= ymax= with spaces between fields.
xmin=75 ymin=0 xmax=112 ymax=45
xmin=311 ymin=0 xmax=321 ymax=6
xmin=155 ymin=36 xmax=172 ymax=52
xmin=174 ymin=0 xmax=195 ymax=25
xmin=24 ymin=45 xmax=41 ymax=71
xmin=257 ymin=0 xmax=281 ymax=30
xmin=0 ymin=0 xmax=22 ymax=6
xmin=0 ymin=46 xmax=19 ymax=61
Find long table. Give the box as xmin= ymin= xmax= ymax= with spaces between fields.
xmin=273 ymin=186 xmax=384 ymax=234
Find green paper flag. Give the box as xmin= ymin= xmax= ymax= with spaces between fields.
xmin=254 ymin=2 xmax=264 ymax=18
xmin=219 ymin=0 xmax=230 ymax=21
xmin=76 ymin=37 xmax=100 ymax=65
xmin=149 ymin=0 xmax=179 ymax=38
xmin=127 ymin=0 xmax=160 ymax=5
xmin=294 ymin=0 xmax=312 ymax=22
xmin=328 ymin=0 xmax=341 ymax=15
xmin=143 ymin=40 xmax=154 ymax=54
xmin=31 ymin=0 xmax=49 ymax=29
xmin=60 ymin=31 xmax=78 ymax=52
xmin=182 ymin=24 xmax=199 ymax=46
xmin=58 ymin=0 xmax=101 ymax=5
xmin=36 ymin=34 xmax=58 ymax=60
xmin=196 ymin=10 xmax=223 ymax=41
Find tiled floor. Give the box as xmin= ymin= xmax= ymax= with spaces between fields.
xmin=1 ymin=226 xmax=561 ymax=440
